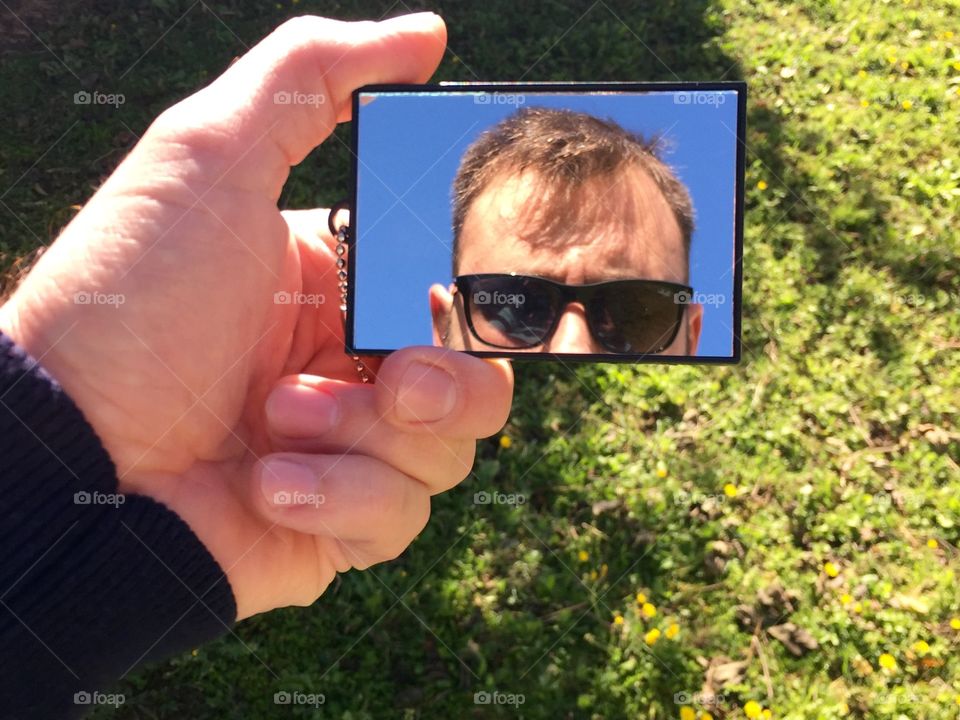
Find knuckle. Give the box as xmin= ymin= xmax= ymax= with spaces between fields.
xmin=353 ymin=471 xmax=400 ymax=522
xmin=272 ymin=15 xmax=325 ymax=42
xmin=145 ymin=98 xmax=236 ymax=159
xmin=147 ymin=101 xmax=197 ymax=140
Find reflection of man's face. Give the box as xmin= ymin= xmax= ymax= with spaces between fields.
xmin=430 ymin=166 xmax=703 ymax=355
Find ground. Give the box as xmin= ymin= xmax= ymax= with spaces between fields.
xmin=1 ymin=0 xmax=958 ymax=718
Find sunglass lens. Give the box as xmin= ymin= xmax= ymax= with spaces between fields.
xmin=589 ymin=282 xmax=684 ymax=354
xmin=467 ymin=277 xmax=559 ymax=348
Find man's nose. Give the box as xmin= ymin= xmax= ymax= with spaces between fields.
xmin=543 ymin=303 xmax=602 ymax=354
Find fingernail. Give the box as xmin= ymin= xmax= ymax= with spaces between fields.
xmin=260 ymin=459 xmax=321 ymax=507
xmin=395 ymin=362 xmax=457 ymax=423
xmin=265 ymin=384 xmax=339 ymax=438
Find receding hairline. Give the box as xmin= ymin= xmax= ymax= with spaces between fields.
xmin=450 ymin=107 xmax=695 ymax=276
xmin=456 ymin=162 xmax=687 ymax=277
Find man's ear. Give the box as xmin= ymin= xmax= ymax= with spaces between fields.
xmin=429 ymin=283 xmax=456 ymax=346
xmin=686 ymin=303 xmax=704 ymax=356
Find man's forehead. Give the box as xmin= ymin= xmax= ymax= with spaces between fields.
xmin=457 ymin=167 xmax=686 ymax=281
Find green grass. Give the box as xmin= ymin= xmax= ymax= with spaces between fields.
xmin=2 ymin=0 xmax=959 ymax=718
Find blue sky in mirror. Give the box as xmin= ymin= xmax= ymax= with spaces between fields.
xmin=353 ymin=89 xmax=739 ymax=357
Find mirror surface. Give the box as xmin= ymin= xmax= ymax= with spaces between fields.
xmin=350 ymin=85 xmax=743 ymax=362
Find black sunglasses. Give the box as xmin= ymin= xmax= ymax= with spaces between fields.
xmin=453 ymin=274 xmax=693 ymax=354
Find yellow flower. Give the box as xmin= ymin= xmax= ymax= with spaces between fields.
xmin=853 ymin=602 xmax=863 ymax=613
xmin=945 ymin=31 xmax=954 ymax=39
xmin=613 ymin=614 xmax=624 ymax=626
xmin=636 ymin=592 xmax=647 ymax=605
xmin=701 ymin=713 xmax=714 ymax=720
xmin=499 ymin=435 xmax=512 ymax=449
xmin=756 ymin=180 xmax=768 ymax=191
xmin=950 ymin=617 xmax=960 ymax=630
xmin=879 ymin=653 xmax=897 ymax=671
xmin=913 ymin=640 xmax=930 ymax=654
xmin=840 ymin=593 xmax=853 ymax=605
xmin=857 ymin=69 xmax=867 ymax=78
xmin=860 ymin=99 xmax=870 ymax=107
xmin=900 ymin=61 xmax=909 ymax=70
xmin=644 ymin=628 xmax=661 ymax=645
xmin=723 ymin=483 xmax=738 ymax=497
xmin=744 ymin=700 xmax=763 ymax=719
xmin=953 ymin=61 xmax=960 ymax=71
xmin=578 ymin=550 xmax=589 ymax=562
xmin=824 ymin=561 xmax=840 ymax=578
xmin=600 ymin=563 xmax=609 ymax=578
xmin=680 ymin=707 xmax=696 ymax=720
xmin=666 ymin=623 xmax=680 ymax=639
xmin=887 ymin=55 xmax=897 ymax=64
xmin=589 ymin=570 xmax=598 ymax=581
xmin=761 ymin=711 xmax=773 ymax=720
xmin=642 ymin=602 xmax=657 ymax=618
xmin=902 ymin=99 xmax=913 ymax=110
xmin=927 ymin=538 xmax=939 ymax=549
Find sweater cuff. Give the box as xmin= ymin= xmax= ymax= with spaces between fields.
xmin=0 ymin=332 xmax=237 ymax=719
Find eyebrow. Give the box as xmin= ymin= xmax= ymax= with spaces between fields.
xmin=460 ymin=270 xmax=687 ymax=287
xmin=535 ymin=269 xmax=653 ymax=283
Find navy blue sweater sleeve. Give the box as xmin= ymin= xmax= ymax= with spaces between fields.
xmin=0 ymin=332 xmax=237 ymax=719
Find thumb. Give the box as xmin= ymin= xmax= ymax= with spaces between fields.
xmin=140 ymin=13 xmax=447 ymax=199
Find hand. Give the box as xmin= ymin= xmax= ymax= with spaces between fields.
xmin=0 ymin=13 xmax=514 ymax=620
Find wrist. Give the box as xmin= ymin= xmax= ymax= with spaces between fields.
xmin=0 ymin=297 xmax=26 ymax=351
xmin=0 ymin=290 xmax=137 ymax=474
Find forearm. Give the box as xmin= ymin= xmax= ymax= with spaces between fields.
xmin=0 ymin=332 xmax=236 ymax=719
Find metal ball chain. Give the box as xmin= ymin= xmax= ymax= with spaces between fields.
xmin=330 ymin=203 xmax=370 ymax=383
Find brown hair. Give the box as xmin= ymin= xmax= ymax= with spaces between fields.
xmin=451 ymin=107 xmax=694 ymax=275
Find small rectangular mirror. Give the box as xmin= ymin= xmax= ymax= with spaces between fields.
xmin=347 ymin=82 xmax=745 ymax=363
